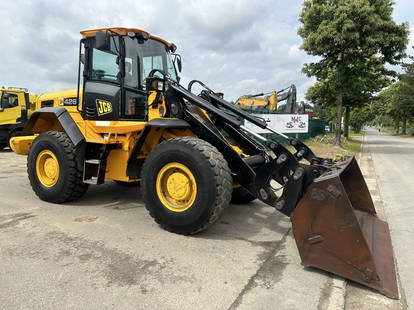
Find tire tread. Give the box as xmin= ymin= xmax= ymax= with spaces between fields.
xmin=28 ymin=131 xmax=88 ymax=203
xmin=142 ymin=137 xmax=232 ymax=235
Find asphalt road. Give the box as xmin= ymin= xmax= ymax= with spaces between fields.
xmin=0 ymin=150 xmax=335 ymax=310
xmin=364 ymin=128 xmax=414 ymax=309
xmin=0 ymin=129 xmax=410 ymax=310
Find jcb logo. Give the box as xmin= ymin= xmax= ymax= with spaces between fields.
xmin=96 ymin=99 xmax=113 ymax=116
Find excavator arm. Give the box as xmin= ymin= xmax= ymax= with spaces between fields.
xmin=235 ymin=84 xmax=297 ymax=113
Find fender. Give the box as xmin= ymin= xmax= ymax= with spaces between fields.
xmin=23 ymin=108 xmax=84 ymax=147
xmin=126 ymin=118 xmax=190 ymax=178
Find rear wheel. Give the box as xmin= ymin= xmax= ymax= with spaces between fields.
xmin=27 ymin=131 xmax=89 ymax=203
xmin=8 ymin=130 xmax=22 ymax=149
xmin=231 ymin=187 xmax=257 ymax=204
xmin=142 ymin=137 xmax=232 ymax=235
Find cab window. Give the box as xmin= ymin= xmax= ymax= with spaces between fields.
xmin=91 ymin=49 xmax=119 ymax=83
xmin=124 ymin=37 xmax=178 ymax=89
xmin=142 ymin=55 xmax=163 ymax=81
xmin=124 ymin=38 xmax=140 ymax=89
xmin=124 ymin=90 xmax=146 ymax=120
xmin=1 ymin=93 xmax=18 ymax=109
xmin=90 ymin=37 xmax=120 ymax=84
xmin=138 ymin=41 xmax=178 ymax=88
xmin=124 ymin=57 xmax=139 ymax=88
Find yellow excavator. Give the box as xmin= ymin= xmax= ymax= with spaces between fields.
xmin=235 ymin=85 xmax=297 ymax=113
xmin=10 ymin=27 xmax=398 ymax=299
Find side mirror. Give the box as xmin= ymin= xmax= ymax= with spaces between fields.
xmin=95 ymin=31 xmax=111 ymax=51
xmin=173 ymin=54 xmax=182 ymax=72
xmin=177 ymin=57 xmax=182 ymax=72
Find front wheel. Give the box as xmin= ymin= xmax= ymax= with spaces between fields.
xmin=141 ymin=137 xmax=232 ymax=235
xmin=27 ymin=131 xmax=89 ymax=203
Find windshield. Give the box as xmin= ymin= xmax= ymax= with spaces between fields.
xmin=124 ymin=37 xmax=178 ymax=89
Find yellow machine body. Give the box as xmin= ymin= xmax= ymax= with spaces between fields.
xmin=0 ymin=87 xmax=37 ymax=149
xmin=0 ymin=88 xmax=36 ymax=125
xmin=12 ymin=87 xmax=195 ymax=182
xmin=235 ymin=91 xmax=278 ymax=111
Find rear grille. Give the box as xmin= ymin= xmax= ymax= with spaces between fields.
xmin=41 ymin=100 xmax=54 ymax=108
xmin=85 ymin=107 xmax=96 ymax=119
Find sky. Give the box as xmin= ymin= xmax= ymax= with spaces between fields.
xmin=0 ymin=0 xmax=413 ymax=102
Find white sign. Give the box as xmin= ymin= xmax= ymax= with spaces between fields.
xmin=244 ymin=114 xmax=309 ymax=134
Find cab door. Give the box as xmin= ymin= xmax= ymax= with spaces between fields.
xmin=82 ymin=37 xmax=121 ymax=121
xmin=0 ymin=91 xmax=21 ymax=125
xmin=122 ymin=37 xmax=148 ymax=121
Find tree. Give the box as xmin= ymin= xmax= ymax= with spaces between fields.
xmin=398 ymin=56 xmax=414 ymax=133
xmin=349 ymin=105 xmax=374 ymax=132
xmin=299 ymin=0 xmax=408 ymax=145
xmin=375 ymin=83 xmax=400 ymax=130
xmin=306 ymin=58 xmax=389 ymax=134
xmin=376 ymin=72 xmax=414 ymax=134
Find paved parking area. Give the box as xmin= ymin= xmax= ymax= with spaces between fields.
xmin=0 ymin=144 xmax=405 ymax=310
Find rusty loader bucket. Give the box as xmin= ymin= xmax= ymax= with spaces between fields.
xmin=291 ymin=156 xmax=398 ymax=299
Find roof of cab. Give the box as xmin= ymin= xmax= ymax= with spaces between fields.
xmin=1 ymin=87 xmax=28 ymax=93
xmin=80 ymin=27 xmax=175 ymax=49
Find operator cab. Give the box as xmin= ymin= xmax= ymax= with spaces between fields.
xmin=79 ymin=27 xmax=180 ymax=121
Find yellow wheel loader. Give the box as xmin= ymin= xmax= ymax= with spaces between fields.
xmin=10 ymin=27 xmax=398 ymax=298
xmin=0 ymin=87 xmax=36 ymax=150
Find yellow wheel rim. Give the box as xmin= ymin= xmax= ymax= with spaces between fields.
xmin=156 ymin=162 xmax=197 ymax=212
xmin=35 ymin=150 xmax=60 ymax=187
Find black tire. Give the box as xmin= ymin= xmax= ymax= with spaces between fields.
xmin=141 ymin=137 xmax=232 ymax=235
xmin=8 ymin=130 xmax=22 ymax=149
xmin=114 ymin=180 xmax=140 ymax=187
xmin=27 ymin=131 xmax=89 ymax=203
xmin=0 ymin=143 xmax=6 ymax=151
xmin=231 ymin=187 xmax=257 ymax=204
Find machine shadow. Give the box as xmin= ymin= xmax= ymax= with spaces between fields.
xmin=67 ymin=182 xmax=291 ymax=241
xmin=197 ymin=201 xmax=291 ymax=242
xmin=67 ymin=182 xmax=144 ymax=208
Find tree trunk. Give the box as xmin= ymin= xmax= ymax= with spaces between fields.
xmin=335 ymin=92 xmax=343 ymax=145
xmin=344 ymin=106 xmax=350 ymax=138
xmin=402 ymin=117 xmax=407 ymax=135
xmin=395 ymin=120 xmax=400 ymax=134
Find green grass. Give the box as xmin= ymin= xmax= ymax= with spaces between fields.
xmin=342 ymin=138 xmax=362 ymax=154
xmin=303 ymin=134 xmax=362 ymax=158
xmin=349 ymin=131 xmax=363 ymax=137
xmin=382 ymin=129 xmax=399 ymax=135
xmin=381 ymin=128 xmax=414 ymax=137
